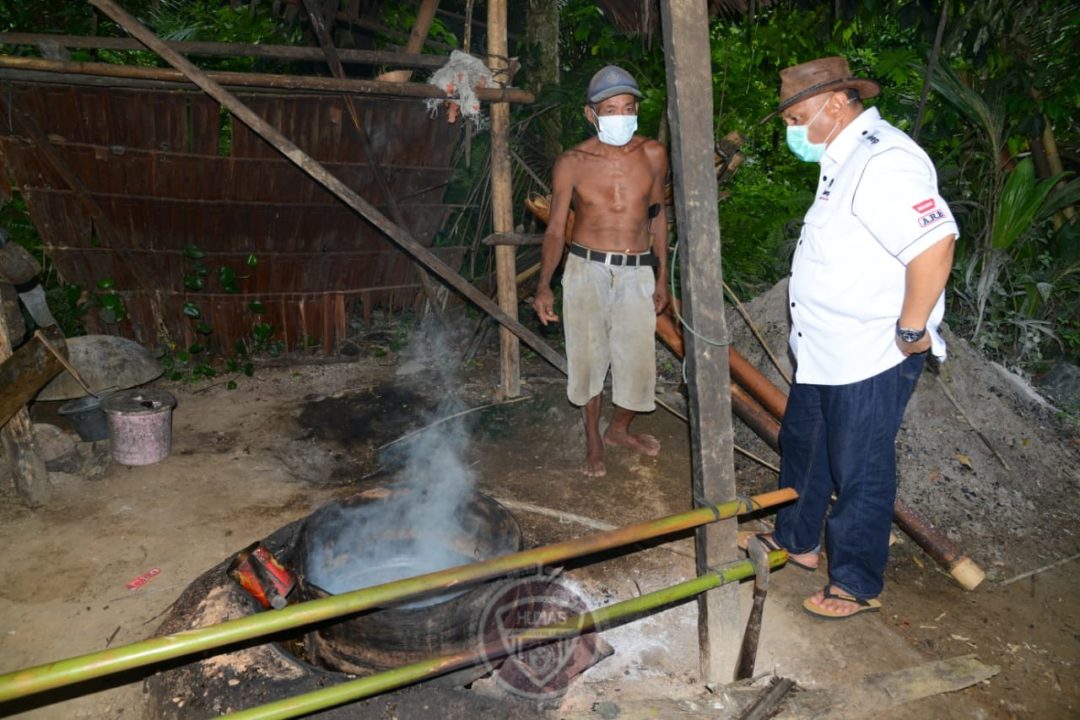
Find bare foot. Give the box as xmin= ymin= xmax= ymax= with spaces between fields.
xmin=804 ymin=584 xmax=880 ymax=618
xmin=581 ymin=451 xmax=606 ymax=477
xmin=603 ymin=427 xmax=661 ymax=457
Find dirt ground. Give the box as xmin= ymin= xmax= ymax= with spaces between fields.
xmin=0 ymin=294 xmax=1077 ymax=719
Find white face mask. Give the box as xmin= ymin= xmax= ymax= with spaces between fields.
xmin=595 ymin=114 xmax=637 ymax=146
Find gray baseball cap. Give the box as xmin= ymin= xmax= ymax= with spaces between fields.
xmin=587 ymin=65 xmax=641 ymax=104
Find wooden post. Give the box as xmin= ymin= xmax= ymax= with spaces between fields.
xmin=659 ymin=0 xmax=739 ymax=684
xmin=488 ymin=0 xmax=520 ymax=397
xmin=0 ymin=305 xmax=53 ymax=507
xmin=86 ymin=0 xmax=564 ymax=377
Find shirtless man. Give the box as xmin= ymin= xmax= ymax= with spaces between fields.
xmin=532 ymin=65 xmax=669 ymax=478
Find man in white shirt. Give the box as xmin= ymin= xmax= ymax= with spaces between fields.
xmin=755 ymin=57 xmax=957 ymax=619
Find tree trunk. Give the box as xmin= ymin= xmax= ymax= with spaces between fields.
xmin=525 ymin=0 xmax=561 ymax=160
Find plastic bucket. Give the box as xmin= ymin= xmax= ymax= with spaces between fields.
xmin=58 ymin=394 xmax=110 ymax=442
xmin=102 ymin=389 xmax=177 ymax=466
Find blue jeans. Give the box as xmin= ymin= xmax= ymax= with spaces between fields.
xmin=773 ymin=353 xmax=925 ymax=599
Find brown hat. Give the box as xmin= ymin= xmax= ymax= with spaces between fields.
xmin=761 ymin=56 xmax=880 ymax=123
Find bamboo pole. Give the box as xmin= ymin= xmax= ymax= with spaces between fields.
xmin=0 ymin=488 xmax=795 ymax=702
xmin=488 ymin=0 xmax=520 ymax=397
xmin=0 ymin=33 xmax=477 ymax=70
xmin=228 ymin=553 xmax=787 ymax=720
xmin=85 ymin=0 xmax=565 ymax=377
xmin=0 ymin=55 xmax=534 ymax=103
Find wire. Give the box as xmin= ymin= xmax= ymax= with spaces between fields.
xmin=668 ymin=238 xmax=731 ymax=350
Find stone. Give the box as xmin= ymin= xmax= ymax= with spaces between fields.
xmin=1037 ymin=362 xmax=1080 ymax=408
xmin=76 ymin=440 xmax=112 ymax=479
xmin=32 ymin=423 xmax=77 ymax=464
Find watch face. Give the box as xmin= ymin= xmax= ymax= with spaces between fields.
xmin=899 ymin=329 xmax=923 ymax=343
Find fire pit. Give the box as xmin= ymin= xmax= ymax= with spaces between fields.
xmin=288 ymin=487 xmax=523 ymax=675
xmin=145 ymin=483 xmax=536 ymax=718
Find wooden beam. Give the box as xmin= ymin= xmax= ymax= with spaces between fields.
xmin=0 ymin=32 xmax=480 ymax=71
xmin=86 ymin=0 xmax=563 ymax=377
xmin=0 ymin=56 xmax=535 ymax=104
xmin=0 ymin=325 xmax=66 ymax=431
xmin=488 ymin=0 xmax=519 ymax=398
xmin=659 ymin=0 xmax=739 ymax=684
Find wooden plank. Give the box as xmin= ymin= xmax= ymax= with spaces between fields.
xmin=777 ymin=655 xmax=998 ymax=720
xmin=88 ymin=0 xmax=566 ymax=374
xmin=0 ymin=33 xmax=483 ymax=71
xmin=0 ymin=56 xmax=535 ymax=104
xmin=0 ymin=325 xmax=66 ymax=430
xmin=563 ymin=656 xmax=997 ymax=719
xmin=659 ymin=0 xmax=739 ymax=684
xmin=488 ymin=0 xmax=520 ymax=397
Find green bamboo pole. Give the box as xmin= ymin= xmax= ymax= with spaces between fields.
xmin=0 ymin=489 xmax=795 ymax=703
xmin=228 ymin=551 xmax=787 ymax=720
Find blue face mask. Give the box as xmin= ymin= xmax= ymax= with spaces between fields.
xmin=591 ymin=109 xmax=638 ymax=147
xmin=785 ymin=98 xmax=836 ymax=163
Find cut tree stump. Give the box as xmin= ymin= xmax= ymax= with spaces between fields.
xmin=0 ymin=309 xmax=61 ymax=507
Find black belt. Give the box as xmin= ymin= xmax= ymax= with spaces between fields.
xmin=569 ymin=244 xmax=657 ymax=267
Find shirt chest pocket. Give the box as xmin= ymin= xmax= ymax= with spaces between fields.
xmin=802 ymin=196 xmax=837 ymax=230
xmin=795 ymin=198 xmax=839 ymax=267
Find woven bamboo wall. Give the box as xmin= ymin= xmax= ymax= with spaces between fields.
xmin=0 ymin=82 xmax=464 ymax=353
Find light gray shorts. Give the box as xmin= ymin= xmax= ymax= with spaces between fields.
xmin=561 ymin=253 xmax=656 ymax=412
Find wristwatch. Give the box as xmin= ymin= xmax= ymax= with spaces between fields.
xmin=895 ymin=321 xmax=926 ymax=344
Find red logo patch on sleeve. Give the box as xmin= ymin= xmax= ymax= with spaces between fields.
xmin=913 ymin=198 xmax=936 ymax=213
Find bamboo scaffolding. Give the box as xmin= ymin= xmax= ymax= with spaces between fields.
xmin=0 ymin=56 xmax=534 ymax=103
xmin=0 ymin=488 xmax=795 ymax=703
xmin=0 ymin=32 xmax=478 ymax=70
xmin=227 ymin=552 xmax=786 ymax=720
